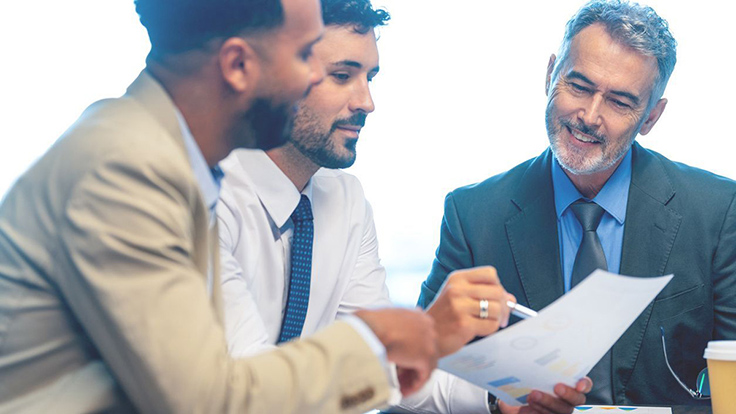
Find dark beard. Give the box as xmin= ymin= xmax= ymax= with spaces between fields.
xmin=292 ymin=111 xmax=367 ymax=169
xmin=244 ymin=97 xmax=293 ymax=151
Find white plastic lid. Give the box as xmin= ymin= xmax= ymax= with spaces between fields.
xmin=703 ymin=341 xmax=736 ymax=361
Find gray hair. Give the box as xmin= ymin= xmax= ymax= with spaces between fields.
xmin=551 ymin=0 xmax=677 ymax=111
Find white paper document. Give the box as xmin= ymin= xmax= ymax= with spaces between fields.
xmin=438 ymin=270 xmax=672 ymax=406
xmin=574 ymin=407 xmax=672 ymax=414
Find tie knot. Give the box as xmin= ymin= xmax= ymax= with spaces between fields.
xmin=570 ymin=200 xmax=605 ymax=232
xmin=291 ymin=195 xmax=313 ymax=222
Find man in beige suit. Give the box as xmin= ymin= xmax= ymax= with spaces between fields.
xmin=0 ymin=0 xmax=440 ymax=412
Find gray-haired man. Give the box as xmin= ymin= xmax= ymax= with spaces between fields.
xmin=419 ymin=0 xmax=736 ymax=407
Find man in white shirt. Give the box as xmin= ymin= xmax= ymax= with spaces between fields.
xmin=217 ymin=0 xmax=591 ymax=412
xmin=0 ymin=0 xmax=443 ymax=412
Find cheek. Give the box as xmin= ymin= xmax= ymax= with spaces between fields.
xmin=270 ymin=60 xmax=312 ymax=103
xmin=550 ymin=92 xmax=582 ymax=117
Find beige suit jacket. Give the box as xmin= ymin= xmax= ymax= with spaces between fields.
xmin=0 ymin=71 xmax=390 ymax=413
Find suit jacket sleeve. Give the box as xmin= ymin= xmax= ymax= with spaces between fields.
xmin=713 ymin=192 xmax=736 ymax=338
xmin=418 ymin=191 xmax=474 ymax=309
xmin=57 ymin=152 xmax=391 ymax=413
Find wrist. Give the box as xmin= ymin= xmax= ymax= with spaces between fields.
xmin=487 ymin=393 xmax=502 ymax=414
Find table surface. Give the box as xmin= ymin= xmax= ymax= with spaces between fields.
xmin=671 ymin=406 xmax=711 ymax=414
xmin=377 ymin=405 xmax=711 ymax=414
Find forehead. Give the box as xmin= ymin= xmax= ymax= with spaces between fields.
xmin=314 ymin=25 xmax=379 ymax=67
xmin=565 ymin=23 xmax=658 ymax=95
xmin=275 ymin=0 xmax=324 ymax=45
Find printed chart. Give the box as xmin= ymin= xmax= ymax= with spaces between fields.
xmin=439 ymin=270 xmax=672 ymax=406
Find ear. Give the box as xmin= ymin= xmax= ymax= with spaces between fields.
xmin=218 ymin=37 xmax=260 ymax=94
xmin=546 ymin=54 xmax=557 ymax=96
xmin=639 ymin=98 xmax=667 ymax=135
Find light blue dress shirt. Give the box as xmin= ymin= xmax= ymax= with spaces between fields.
xmin=174 ymin=109 xmax=222 ymax=227
xmin=552 ymin=149 xmax=632 ymax=292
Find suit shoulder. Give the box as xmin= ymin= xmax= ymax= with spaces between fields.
xmin=651 ymin=149 xmax=736 ymax=197
xmin=449 ymin=157 xmax=537 ymax=206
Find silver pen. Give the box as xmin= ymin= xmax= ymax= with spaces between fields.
xmin=507 ymin=301 xmax=538 ymax=319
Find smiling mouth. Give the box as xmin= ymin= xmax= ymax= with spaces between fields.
xmin=336 ymin=125 xmax=361 ymax=132
xmin=567 ymin=125 xmax=601 ymax=144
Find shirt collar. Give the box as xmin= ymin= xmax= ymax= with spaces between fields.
xmin=231 ymin=149 xmax=314 ymax=228
xmin=174 ymin=108 xmax=222 ymax=214
xmin=552 ymin=148 xmax=632 ymax=224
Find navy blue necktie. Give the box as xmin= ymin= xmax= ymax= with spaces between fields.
xmin=278 ymin=195 xmax=313 ymax=343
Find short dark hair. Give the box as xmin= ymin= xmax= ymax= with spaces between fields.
xmin=135 ymin=0 xmax=284 ymax=55
xmin=321 ymin=0 xmax=390 ymax=34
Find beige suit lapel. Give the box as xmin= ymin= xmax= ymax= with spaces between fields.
xmin=209 ymin=220 xmax=224 ymax=324
xmin=128 ymin=70 xmax=222 ymax=320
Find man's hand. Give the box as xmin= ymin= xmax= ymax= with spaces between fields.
xmin=425 ymin=266 xmax=512 ymax=356
xmin=500 ymin=377 xmax=593 ymax=414
xmin=355 ymin=308 xmax=439 ymax=396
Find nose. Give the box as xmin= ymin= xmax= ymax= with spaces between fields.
xmin=579 ymin=93 xmax=604 ymax=126
xmin=348 ymin=79 xmax=375 ymax=114
xmin=307 ymin=54 xmax=325 ymax=88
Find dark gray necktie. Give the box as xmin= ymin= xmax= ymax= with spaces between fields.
xmin=570 ymin=199 xmax=613 ymax=404
xmin=570 ymin=200 xmax=607 ymax=288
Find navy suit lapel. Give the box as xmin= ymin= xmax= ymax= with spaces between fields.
xmin=505 ymin=150 xmax=565 ymax=310
xmin=613 ymin=142 xmax=682 ymax=399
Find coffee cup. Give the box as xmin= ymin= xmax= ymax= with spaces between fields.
xmin=704 ymin=341 xmax=736 ymax=414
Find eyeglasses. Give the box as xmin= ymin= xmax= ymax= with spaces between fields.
xmin=660 ymin=326 xmax=710 ymax=399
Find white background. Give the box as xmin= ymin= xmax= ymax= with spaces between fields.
xmin=2 ymin=1 xmax=735 ymax=305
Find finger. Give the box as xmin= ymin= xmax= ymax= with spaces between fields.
xmin=460 ymin=296 xmax=506 ymax=321
xmin=526 ymin=390 xmax=567 ymax=414
xmin=449 ymin=283 xmax=507 ymax=303
xmin=470 ymin=317 xmax=503 ymax=337
xmin=397 ymin=368 xmax=420 ymax=396
xmin=554 ymin=382 xmax=587 ymax=406
xmin=501 ymin=293 xmax=515 ymax=328
xmin=497 ymin=400 xmax=521 ymax=414
xmin=449 ymin=265 xmax=501 ymax=285
xmin=576 ymin=376 xmax=593 ymax=393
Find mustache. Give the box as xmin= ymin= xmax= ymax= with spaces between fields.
xmin=333 ymin=113 xmax=367 ymax=129
xmin=560 ymin=119 xmax=606 ymax=143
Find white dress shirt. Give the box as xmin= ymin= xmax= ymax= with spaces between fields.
xmin=217 ymin=149 xmax=393 ymax=356
xmin=217 ymin=149 xmax=488 ymax=413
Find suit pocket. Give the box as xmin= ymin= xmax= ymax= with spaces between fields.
xmin=653 ymin=283 xmax=706 ymax=323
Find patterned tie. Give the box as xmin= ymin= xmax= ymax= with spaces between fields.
xmin=570 ymin=199 xmax=612 ymax=404
xmin=278 ymin=195 xmax=313 ymax=343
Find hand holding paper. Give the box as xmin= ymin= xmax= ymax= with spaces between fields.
xmin=439 ymin=270 xmax=672 ymax=406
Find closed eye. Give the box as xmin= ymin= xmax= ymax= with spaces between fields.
xmin=570 ymin=82 xmax=591 ymax=93
xmin=332 ymin=72 xmax=350 ymax=82
xmin=610 ymin=98 xmax=631 ymax=109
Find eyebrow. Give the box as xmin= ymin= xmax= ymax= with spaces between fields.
xmin=331 ymin=60 xmax=380 ymax=74
xmin=567 ymin=70 xmax=641 ymax=106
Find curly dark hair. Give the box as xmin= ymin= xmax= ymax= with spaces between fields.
xmin=321 ymin=0 xmax=390 ymax=34
xmin=135 ymin=0 xmax=283 ymax=54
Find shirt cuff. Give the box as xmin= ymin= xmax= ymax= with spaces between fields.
xmin=341 ymin=314 xmax=402 ymax=405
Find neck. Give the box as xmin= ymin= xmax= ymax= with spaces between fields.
xmin=147 ymin=60 xmax=231 ymax=168
xmin=564 ymin=157 xmax=624 ymax=199
xmin=267 ymin=143 xmax=320 ymax=192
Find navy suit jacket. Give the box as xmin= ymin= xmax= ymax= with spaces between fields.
xmin=418 ymin=142 xmax=736 ymax=405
